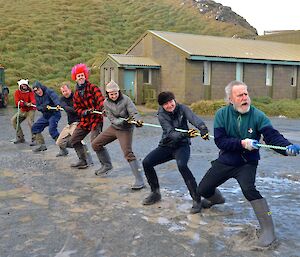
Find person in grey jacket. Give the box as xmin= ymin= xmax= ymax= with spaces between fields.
xmin=91 ymin=80 xmax=145 ymax=190
xmin=142 ymin=91 xmax=209 ymax=214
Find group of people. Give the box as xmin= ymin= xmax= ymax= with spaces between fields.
xmin=11 ymin=63 xmax=300 ymax=248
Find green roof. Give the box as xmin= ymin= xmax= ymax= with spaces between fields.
xmin=108 ymin=54 xmax=160 ymax=68
xmin=148 ymin=30 xmax=300 ymax=63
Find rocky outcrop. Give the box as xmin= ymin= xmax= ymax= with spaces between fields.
xmin=192 ymin=0 xmax=257 ymax=35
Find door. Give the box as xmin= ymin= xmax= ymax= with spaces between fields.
xmin=124 ymin=70 xmax=135 ymax=101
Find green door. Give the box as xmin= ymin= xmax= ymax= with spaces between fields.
xmin=124 ymin=70 xmax=135 ymax=100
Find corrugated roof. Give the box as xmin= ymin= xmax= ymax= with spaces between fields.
xmin=149 ymin=30 xmax=300 ymax=62
xmin=108 ymin=54 xmax=160 ymax=67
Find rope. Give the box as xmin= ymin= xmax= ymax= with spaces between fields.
xmin=90 ymin=111 xmax=288 ymax=151
xmin=16 ymin=100 xmax=22 ymax=136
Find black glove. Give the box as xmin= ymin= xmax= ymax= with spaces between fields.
xmin=82 ymin=109 xmax=92 ymax=117
xmin=199 ymin=125 xmax=209 ymax=140
xmin=42 ymin=105 xmax=49 ymax=112
xmin=135 ymin=120 xmax=144 ymax=127
xmin=187 ymin=128 xmax=198 ymax=138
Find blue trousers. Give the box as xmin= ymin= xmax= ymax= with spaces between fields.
xmin=142 ymin=144 xmax=200 ymax=201
xmin=31 ymin=112 xmax=61 ymax=139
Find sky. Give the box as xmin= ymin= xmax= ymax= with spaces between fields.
xmin=216 ymin=0 xmax=300 ymax=35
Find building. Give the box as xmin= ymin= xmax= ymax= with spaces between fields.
xmin=100 ymin=30 xmax=300 ymax=104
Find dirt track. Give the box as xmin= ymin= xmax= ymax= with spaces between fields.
xmin=0 ymin=106 xmax=300 ymax=257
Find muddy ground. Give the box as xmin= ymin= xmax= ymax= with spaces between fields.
xmin=0 ymin=106 xmax=300 ymax=257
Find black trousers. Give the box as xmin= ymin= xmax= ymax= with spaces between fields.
xmin=142 ymin=145 xmax=199 ymax=201
xmin=197 ymin=159 xmax=262 ymax=201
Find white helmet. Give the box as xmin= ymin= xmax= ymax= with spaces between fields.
xmin=17 ymin=79 xmax=29 ymax=87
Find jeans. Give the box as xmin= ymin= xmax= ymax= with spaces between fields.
xmin=31 ymin=112 xmax=61 ymax=139
xmin=142 ymin=144 xmax=199 ymax=201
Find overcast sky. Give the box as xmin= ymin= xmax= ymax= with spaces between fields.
xmin=216 ymin=0 xmax=300 ymax=35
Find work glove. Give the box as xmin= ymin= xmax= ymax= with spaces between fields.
xmin=243 ymin=138 xmax=260 ymax=151
xmin=82 ymin=109 xmax=92 ymax=117
xmin=55 ymin=105 xmax=62 ymax=111
xmin=199 ymin=125 xmax=209 ymax=140
xmin=286 ymin=144 xmax=300 ymax=156
xmin=135 ymin=120 xmax=144 ymax=127
xmin=43 ymin=105 xmax=49 ymax=112
xmin=187 ymin=128 xmax=198 ymax=138
xmin=125 ymin=116 xmax=135 ymax=124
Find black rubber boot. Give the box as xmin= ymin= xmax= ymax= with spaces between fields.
xmin=56 ymin=147 xmax=69 ymax=157
xmin=201 ymin=188 xmax=225 ymax=209
xmin=95 ymin=148 xmax=113 ymax=176
xmin=250 ymin=198 xmax=276 ymax=247
xmin=71 ymin=145 xmax=88 ymax=169
xmin=190 ymin=200 xmax=202 ymax=214
xmin=143 ymin=189 xmax=161 ymax=205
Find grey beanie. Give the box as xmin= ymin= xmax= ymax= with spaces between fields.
xmin=106 ymin=80 xmax=120 ymax=92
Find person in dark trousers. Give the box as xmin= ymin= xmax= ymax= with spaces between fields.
xmin=55 ymin=82 xmax=93 ymax=165
xmin=92 ymin=80 xmax=145 ymax=189
xmin=142 ymin=91 xmax=209 ymax=214
xmin=11 ymin=79 xmax=36 ymax=144
xmin=197 ymin=80 xmax=300 ymax=247
xmin=31 ymin=81 xmax=61 ymax=152
xmin=69 ymin=63 xmax=111 ymax=170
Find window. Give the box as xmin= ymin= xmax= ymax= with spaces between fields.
xmin=236 ymin=63 xmax=244 ymax=81
xmin=203 ymin=61 xmax=211 ymax=85
xmin=104 ymin=67 xmax=115 ymax=85
xmin=266 ymin=64 xmax=273 ymax=86
xmin=291 ymin=66 xmax=297 ymax=87
xmin=143 ymin=69 xmax=152 ymax=84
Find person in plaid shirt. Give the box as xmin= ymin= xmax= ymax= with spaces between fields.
xmin=69 ymin=63 xmax=112 ymax=171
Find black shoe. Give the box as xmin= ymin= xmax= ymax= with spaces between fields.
xmin=56 ymin=148 xmax=69 ymax=157
xmin=143 ymin=191 xmax=161 ymax=205
xmin=190 ymin=200 xmax=202 ymax=214
xmin=13 ymin=138 xmax=25 ymax=144
xmin=70 ymin=159 xmax=88 ymax=169
xmin=32 ymin=144 xmax=47 ymax=152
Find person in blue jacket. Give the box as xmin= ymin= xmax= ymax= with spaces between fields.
xmin=142 ymin=91 xmax=209 ymax=214
xmin=197 ymin=80 xmax=300 ymax=247
xmin=31 ymin=81 xmax=61 ymax=152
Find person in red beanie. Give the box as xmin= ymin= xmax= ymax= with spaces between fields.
xmin=69 ymin=63 xmax=112 ymax=171
xmin=11 ymin=79 xmax=36 ymax=144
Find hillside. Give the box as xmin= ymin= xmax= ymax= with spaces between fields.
xmin=0 ymin=0 xmax=257 ymax=89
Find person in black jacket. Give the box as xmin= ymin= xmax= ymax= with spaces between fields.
xmin=56 ymin=83 xmax=93 ymax=166
xmin=142 ymin=91 xmax=209 ymax=214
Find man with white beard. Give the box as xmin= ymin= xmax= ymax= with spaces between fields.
xmin=197 ymin=80 xmax=300 ymax=248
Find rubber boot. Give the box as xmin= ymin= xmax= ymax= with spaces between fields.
xmin=143 ymin=188 xmax=161 ymax=205
xmin=71 ymin=145 xmax=88 ymax=169
xmin=13 ymin=136 xmax=25 ymax=144
xmin=129 ymin=160 xmax=145 ymax=190
xmin=56 ymin=147 xmax=69 ymax=157
xmin=32 ymin=133 xmax=47 ymax=152
xmin=201 ymin=188 xmax=225 ymax=209
xmin=83 ymin=144 xmax=94 ymax=166
xmin=190 ymin=200 xmax=202 ymax=214
xmin=250 ymin=198 xmax=276 ymax=247
xmin=94 ymin=148 xmax=113 ymax=176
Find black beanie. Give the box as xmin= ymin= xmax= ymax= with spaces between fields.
xmin=157 ymin=91 xmax=175 ymax=105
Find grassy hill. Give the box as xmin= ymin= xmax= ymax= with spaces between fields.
xmin=0 ymin=0 xmax=256 ymax=91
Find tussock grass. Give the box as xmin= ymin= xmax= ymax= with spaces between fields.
xmin=1 ymin=0 xmax=255 ymax=98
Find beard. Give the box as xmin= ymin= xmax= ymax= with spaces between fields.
xmin=232 ymin=102 xmax=251 ymax=114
